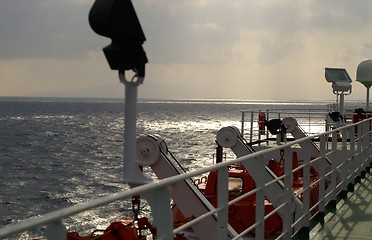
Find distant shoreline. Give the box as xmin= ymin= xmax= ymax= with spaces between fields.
xmin=0 ymin=96 xmax=360 ymax=104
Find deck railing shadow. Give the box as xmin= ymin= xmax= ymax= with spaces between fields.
xmin=309 ymin=172 xmax=371 ymax=239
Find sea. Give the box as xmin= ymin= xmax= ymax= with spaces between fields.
xmin=0 ymin=97 xmax=365 ymax=239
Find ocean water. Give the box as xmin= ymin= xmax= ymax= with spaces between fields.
xmin=0 ymin=97 xmax=361 ymax=239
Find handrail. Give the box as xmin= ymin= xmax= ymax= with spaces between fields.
xmin=1 ymin=118 xmax=371 ymax=239
xmin=239 ymin=108 xmax=364 ymax=144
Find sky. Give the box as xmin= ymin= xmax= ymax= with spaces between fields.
xmin=1 ymin=0 xmax=372 ymax=101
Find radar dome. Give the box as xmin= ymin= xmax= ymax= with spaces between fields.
xmin=356 ymin=59 xmax=372 ymax=87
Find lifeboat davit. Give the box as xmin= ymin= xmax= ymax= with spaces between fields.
xmin=172 ymin=150 xmax=319 ymax=238
xmin=65 ymin=148 xmax=319 ymax=239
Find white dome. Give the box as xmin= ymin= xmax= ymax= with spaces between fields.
xmin=356 ymin=59 xmax=372 ymax=87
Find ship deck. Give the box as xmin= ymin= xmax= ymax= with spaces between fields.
xmin=310 ymin=170 xmax=372 ymax=240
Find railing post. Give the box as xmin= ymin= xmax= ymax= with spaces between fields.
xmin=364 ymin=120 xmax=369 ymax=168
xmin=369 ymin=118 xmax=372 ymax=166
xmin=346 ymin=126 xmax=355 ymax=186
xmin=250 ymin=111 xmax=254 ymax=143
xmin=302 ymin=148 xmax=310 ymax=228
xmin=255 ymin=163 xmax=265 ymax=240
xmin=45 ymin=220 xmax=66 ymax=240
xmin=308 ymin=111 xmax=311 ymax=134
xmin=360 ymin=121 xmax=366 ymax=172
xmin=217 ymin=167 xmax=229 ymax=239
xmin=356 ymin=121 xmax=363 ymax=178
xmin=143 ymin=186 xmax=173 ymax=239
xmin=339 ymin=128 xmax=348 ymax=193
xmin=366 ymin=119 xmax=372 ymax=168
xmin=282 ymin=147 xmax=293 ymax=239
xmin=364 ymin=119 xmax=371 ymax=169
xmin=266 ymin=110 xmax=270 ymax=145
xmin=318 ymin=135 xmax=326 ymax=213
xmin=358 ymin=121 xmax=367 ymax=176
xmin=329 ymin=130 xmax=338 ymax=201
xmin=241 ymin=111 xmax=245 ymax=137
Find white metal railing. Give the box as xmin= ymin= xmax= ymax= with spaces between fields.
xmin=0 ymin=118 xmax=371 ymax=239
xmin=239 ymin=108 xmax=365 ymax=144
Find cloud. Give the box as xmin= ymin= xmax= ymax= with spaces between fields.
xmin=1 ymin=0 xmax=372 ymax=100
xmin=0 ymin=0 xmax=99 ymax=59
xmin=67 ymin=0 xmax=92 ymax=4
xmin=192 ymin=22 xmax=220 ymax=31
xmin=257 ymin=38 xmax=302 ymax=65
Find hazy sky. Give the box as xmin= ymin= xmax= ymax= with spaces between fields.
xmin=1 ymin=0 xmax=372 ymax=100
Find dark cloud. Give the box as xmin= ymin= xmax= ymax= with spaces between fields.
xmin=138 ymin=0 xmax=372 ymax=65
xmin=136 ymin=2 xmax=245 ymax=66
xmin=0 ymin=0 xmax=101 ymax=59
xmin=297 ymin=0 xmax=372 ymax=32
xmin=1 ymin=0 xmax=372 ymax=65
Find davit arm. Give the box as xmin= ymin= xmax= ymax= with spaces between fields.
xmin=216 ymin=126 xmax=305 ymax=227
xmin=281 ymin=117 xmax=332 ymax=172
xmin=136 ymin=135 xmax=238 ymax=240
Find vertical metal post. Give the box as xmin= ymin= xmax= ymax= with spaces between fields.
xmin=367 ymin=119 xmax=372 ymax=167
xmin=276 ymin=113 xmax=282 ymax=145
xmin=121 ymin=74 xmax=150 ymax=185
xmin=302 ymin=148 xmax=310 ymax=227
xmin=255 ymin=169 xmax=265 ymax=240
xmin=143 ymin=186 xmax=173 ymax=239
xmin=357 ymin=122 xmax=362 ymax=176
xmin=282 ymin=147 xmax=293 ymax=239
xmin=45 ymin=220 xmax=66 ymax=240
xmin=217 ymin=167 xmax=229 ymax=239
xmin=366 ymin=86 xmax=370 ymax=111
xmin=89 ymin=0 xmax=149 ymax=185
xmin=368 ymin=119 xmax=372 ymax=165
xmin=360 ymin=121 xmax=367 ymax=174
xmin=308 ymin=111 xmax=311 ymax=134
xmin=348 ymin=127 xmax=356 ymax=182
xmin=241 ymin=111 xmax=245 ymax=137
xmin=266 ymin=110 xmax=270 ymax=145
xmin=362 ymin=121 xmax=369 ymax=169
xmin=330 ymin=130 xmax=337 ymax=200
xmin=318 ymin=135 xmax=326 ymax=213
xmin=339 ymin=93 xmax=345 ymax=116
xmin=250 ymin=111 xmax=254 ymax=143
xmin=340 ymin=128 xmax=348 ymax=191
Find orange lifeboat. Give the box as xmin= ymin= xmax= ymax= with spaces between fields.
xmin=173 ymin=150 xmax=319 ymax=238
xmin=67 ymin=217 xmax=136 ymax=240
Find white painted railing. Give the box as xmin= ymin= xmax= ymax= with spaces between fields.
xmin=240 ymin=108 xmax=346 ymax=143
xmin=0 ymin=118 xmax=371 ymax=239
